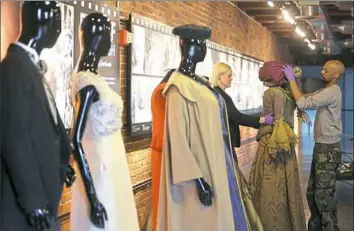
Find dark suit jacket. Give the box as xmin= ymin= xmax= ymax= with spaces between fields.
xmin=0 ymin=44 xmax=71 ymax=231
xmin=214 ymin=86 xmax=260 ymax=147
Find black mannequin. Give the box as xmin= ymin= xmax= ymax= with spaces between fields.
xmin=71 ymin=13 xmax=111 ymax=229
xmin=177 ymin=37 xmax=214 ymax=92
xmin=14 ymin=2 xmax=75 ymax=230
xmin=18 ymin=1 xmax=61 ymax=55
xmin=177 ymin=37 xmax=205 ymax=76
xmin=176 ymin=36 xmax=214 ymax=206
xmin=160 ymin=68 xmax=176 ymax=83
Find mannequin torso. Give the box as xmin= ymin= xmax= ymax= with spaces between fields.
xmin=176 ymin=35 xmax=214 ymax=206
xmin=14 ymin=1 xmax=60 ymax=226
xmin=0 ymin=2 xmax=72 ymax=231
xmin=71 ymin=13 xmax=111 ymax=229
xmin=70 ymin=13 xmax=139 ymax=231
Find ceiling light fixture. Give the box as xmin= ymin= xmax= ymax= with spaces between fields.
xmin=308 ymin=43 xmax=316 ymax=50
xmin=281 ymin=8 xmax=296 ymax=24
xmin=304 ymin=37 xmax=315 ymax=50
xmin=267 ymin=1 xmax=275 ymax=7
xmin=295 ymin=27 xmax=306 ymax=38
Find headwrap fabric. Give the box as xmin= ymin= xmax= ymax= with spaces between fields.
xmin=259 ymin=60 xmax=288 ymax=86
xmin=259 ymin=62 xmax=313 ymax=140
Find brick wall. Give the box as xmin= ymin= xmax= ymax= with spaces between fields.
xmin=119 ymin=1 xmax=294 ymax=62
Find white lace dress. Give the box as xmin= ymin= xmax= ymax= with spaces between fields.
xmin=70 ymin=71 xmax=139 ymax=231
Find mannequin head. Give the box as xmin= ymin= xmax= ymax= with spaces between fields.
xmin=77 ymin=13 xmax=111 ymax=73
xmin=179 ymin=38 xmax=207 ymax=63
xmin=173 ymin=24 xmax=211 ymax=77
xmin=18 ymin=1 xmax=61 ymax=55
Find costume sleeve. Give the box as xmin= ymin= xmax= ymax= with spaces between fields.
xmin=72 ymin=72 xmax=94 ymax=100
xmin=228 ymin=104 xmax=260 ymax=128
xmin=166 ymin=86 xmax=203 ymax=185
xmin=1 ymin=62 xmax=48 ymax=213
xmin=296 ymin=87 xmax=335 ymax=110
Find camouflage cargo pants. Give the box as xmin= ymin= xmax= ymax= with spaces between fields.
xmin=307 ymin=142 xmax=342 ymax=231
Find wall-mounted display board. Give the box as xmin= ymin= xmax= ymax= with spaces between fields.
xmin=40 ymin=1 xmax=120 ymax=129
xmin=0 ymin=1 xmax=119 ymax=129
xmin=128 ymin=13 xmax=265 ymax=136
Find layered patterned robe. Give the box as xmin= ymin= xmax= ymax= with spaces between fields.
xmin=156 ymin=72 xmax=262 ymax=231
xmin=249 ymin=87 xmax=306 ymax=231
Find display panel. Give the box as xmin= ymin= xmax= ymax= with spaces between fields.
xmin=42 ymin=1 xmax=119 ymax=128
xmin=40 ymin=2 xmax=75 ymax=128
xmin=1 ymin=1 xmax=120 ymax=129
xmin=129 ymin=13 xmax=265 ymax=136
xmin=129 ymin=14 xmax=180 ymax=136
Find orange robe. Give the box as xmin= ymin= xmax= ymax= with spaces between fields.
xmin=150 ymin=82 xmax=167 ymax=230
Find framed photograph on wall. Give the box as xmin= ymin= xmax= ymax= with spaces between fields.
xmin=128 ymin=13 xmax=180 ymax=136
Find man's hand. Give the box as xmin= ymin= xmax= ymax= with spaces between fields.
xmin=282 ymin=65 xmax=295 ymax=81
xmin=282 ymin=64 xmax=303 ymax=101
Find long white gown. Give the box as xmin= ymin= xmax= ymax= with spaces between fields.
xmin=70 ymin=71 xmax=140 ymax=231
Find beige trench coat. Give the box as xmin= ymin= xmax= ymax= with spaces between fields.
xmin=157 ymin=72 xmax=248 ymax=231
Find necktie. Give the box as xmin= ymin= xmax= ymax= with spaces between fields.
xmin=17 ymin=45 xmax=59 ymax=125
xmin=39 ymin=60 xmax=58 ymax=125
xmin=43 ymin=79 xmax=58 ymax=125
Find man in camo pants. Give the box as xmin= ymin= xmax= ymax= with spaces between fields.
xmin=307 ymin=142 xmax=342 ymax=230
xmin=282 ymin=60 xmax=346 ymax=231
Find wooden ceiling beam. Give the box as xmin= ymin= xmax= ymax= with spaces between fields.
xmin=245 ymin=9 xmax=281 ymax=16
xmin=273 ymin=31 xmax=296 ymax=37
xmin=236 ymin=2 xmax=270 ymax=10
xmin=262 ymin=21 xmax=293 ymax=26
xmin=265 ymin=24 xmax=296 ymax=29
xmin=268 ymin=28 xmax=294 ymax=32
xmin=254 ymin=15 xmax=283 ymax=22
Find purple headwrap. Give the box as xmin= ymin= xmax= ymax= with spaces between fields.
xmin=259 ymin=60 xmax=289 ymax=86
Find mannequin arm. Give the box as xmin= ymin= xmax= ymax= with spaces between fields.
xmin=226 ymin=97 xmax=260 ymax=128
xmin=72 ymin=85 xmax=108 ymax=228
xmin=72 ymin=85 xmax=99 ymax=202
